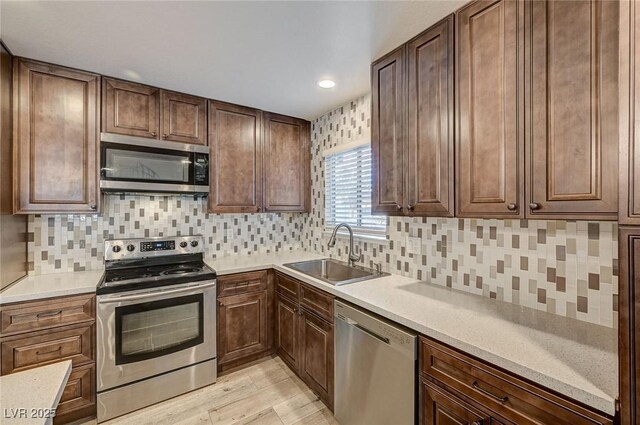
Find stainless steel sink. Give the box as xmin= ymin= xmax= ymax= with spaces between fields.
xmin=282 ymin=258 xmax=388 ymax=286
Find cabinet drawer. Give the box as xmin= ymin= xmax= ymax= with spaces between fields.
xmin=57 ymin=363 xmax=95 ymax=416
xmin=217 ymin=270 xmax=268 ymax=298
xmin=1 ymin=294 xmax=95 ymax=336
xmin=419 ymin=337 xmax=613 ymax=425
xmin=275 ymin=272 xmax=299 ymax=300
xmin=300 ymin=283 xmax=334 ymax=322
xmin=1 ymin=324 xmax=94 ymax=374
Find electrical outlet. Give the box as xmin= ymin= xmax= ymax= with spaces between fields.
xmin=407 ymin=236 xmax=422 ymax=255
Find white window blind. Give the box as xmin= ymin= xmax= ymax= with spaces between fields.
xmin=324 ymin=143 xmax=386 ymax=236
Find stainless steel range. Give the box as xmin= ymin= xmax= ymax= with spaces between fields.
xmin=96 ymin=235 xmax=216 ymax=422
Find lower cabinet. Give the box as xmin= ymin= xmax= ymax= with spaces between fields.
xmin=419 ymin=337 xmax=613 ymax=425
xmin=216 ymin=270 xmax=273 ymax=372
xmin=275 ymin=272 xmax=335 ymax=410
xmin=0 ymin=294 xmax=97 ymax=424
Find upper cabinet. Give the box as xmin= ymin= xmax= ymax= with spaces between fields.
xmin=620 ymin=0 xmax=640 ymax=225
xmin=209 ymin=101 xmax=263 ymax=213
xmin=161 ymin=90 xmax=207 ymax=145
xmin=103 ymin=78 xmax=159 ymax=139
xmin=371 ymin=46 xmax=405 ymax=215
xmin=456 ymin=0 xmax=524 ymax=219
xmin=407 ymin=15 xmax=455 ymax=217
xmin=13 ymin=59 xmax=100 ymax=214
xmin=103 ymin=78 xmax=207 ymax=145
xmin=526 ymin=0 xmax=619 ymax=220
xmin=263 ymin=112 xmax=310 ymax=212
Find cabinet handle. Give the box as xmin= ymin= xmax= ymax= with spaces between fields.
xmin=293 ymin=307 xmax=297 ymax=313
xmin=507 ymin=203 xmax=517 ymax=211
xmin=37 ymin=310 xmax=62 ymax=319
xmin=396 ymin=204 xmax=403 ymax=211
xmin=529 ymin=202 xmax=540 ymax=210
xmin=472 ymin=381 xmax=508 ymax=403
xmin=407 ymin=204 xmax=414 ymax=211
xmin=150 ymin=132 xmax=157 ymax=137
xmin=89 ymin=204 xmax=97 ymax=210
xmin=471 ymin=421 xmax=483 ymax=425
xmin=36 ymin=347 xmax=62 ymax=356
xmin=162 ymin=133 xmax=168 ymax=139
xmin=256 ymin=207 xmax=261 ymax=212
xmin=218 ymin=301 xmax=224 ymax=307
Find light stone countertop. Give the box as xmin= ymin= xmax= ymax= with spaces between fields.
xmin=205 ymin=251 xmax=618 ymax=416
xmin=0 ymin=270 xmax=104 ymax=304
xmin=0 ymin=361 xmax=72 ymax=425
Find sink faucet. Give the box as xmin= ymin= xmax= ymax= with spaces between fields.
xmin=327 ymin=223 xmax=363 ymax=266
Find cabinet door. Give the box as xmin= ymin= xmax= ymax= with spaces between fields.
xmin=421 ymin=379 xmax=491 ymax=425
xmin=160 ymin=90 xmax=207 ymax=145
xmin=299 ymin=308 xmax=334 ymax=409
xmin=372 ymin=46 xmax=405 ymax=215
xmin=619 ymin=228 xmax=640 ymax=425
xmin=407 ymin=15 xmax=454 ymax=217
xmin=217 ymin=291 xmax=269 ymax=366
xmin=263 ymin=112 xmax=310 ymax=212
xmin=527 ymin=0 xmax=618 ymax=220
xmin=619 ymin=0 xmax=640 ymax=224
xmin=103 ymin=78 xmax=159 ymax=138
xmin=209 ymin=101 xmax=262 ymax=213
xmin=456 ymin=0 xmax=524 ymax=218
xmin=275 ymin=294 xmax=299 ymax=372
xmin=13 ymin=59 xmax=100 ymax=213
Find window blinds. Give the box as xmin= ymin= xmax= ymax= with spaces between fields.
xmin=324 ymin=143 xmax=386 ymax=235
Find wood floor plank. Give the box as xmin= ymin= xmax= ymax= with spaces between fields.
xmin=234 ymin=408 xmax=284 ymax=425
xmin=208 ymin=378 xmax=302 ymax=425
xmin=290 ymin=408 xmax=339 ymax=425
xmin=272 ymin=389 xmax=325 ymax=425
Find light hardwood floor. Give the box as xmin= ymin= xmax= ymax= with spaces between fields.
xmin=78 ymin=356 xmax=339 ymax=425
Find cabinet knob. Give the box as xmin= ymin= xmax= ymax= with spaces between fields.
xmin=150 ymin=131 xmax=157 ymax=137
xmin=218 ymin=301 xmax=224 ymax=307
xmin=507 ymin=203 xmax=517 ymax=211
xmin=162 ymin=133 xmax=168 ymax=139
xmin=407 ymin=204 xmax=414 ymax=211
xmin=396 ymin=204 xmax=403 ymax=211
xmin=529 ymin=202 xmax=540 ymax=210
xmin=471 ymin=421 xmax=483 ymax=425
xmin=256 ymin=207 xmax=261 ymax=212
xmin=89 ymin=204 xmax=97 ymax=210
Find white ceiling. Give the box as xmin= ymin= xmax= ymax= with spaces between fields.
xmin=0 ymin=1 xmax=466 ymax=120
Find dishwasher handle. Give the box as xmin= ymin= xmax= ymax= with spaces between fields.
xmin=341 ymin=315 xmax=391 ymax=344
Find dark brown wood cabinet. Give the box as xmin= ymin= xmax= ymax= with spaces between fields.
xmin=371 ymin=46 xmax=405 ymax=215
xmin=406 ymin=15 xmax=455 ymax=217
xmin=274 ymin=272 xmax=334 ymax=410
xmin=209 ymin=101 xmax=262 ymax=213
xmin=160 ymin=90 xmax=207 ymax=145
xmin=13 ymin=58 xmax=100 ymax=214
xmin=620 ymin=0 xmax=640 ymax=225
xmin=421 ymin=378 xmax=493 ymax=425
xmin=619 ymin=227 xmax=640 ymax=425
xmin=103 ymin=78 xmax=159 ymax=139
xmin=456 ymin=0 xmax=524 ymax=219
xmin=103 ymin=78 xmax=207 ymax=145
xmin=216 ymin=270 xmax=273 ymax=372
xmin=526 ymin=0 xmax=619 ymax=220
xmin=0 ymin=294 xmax=97 ymax=424
xmin=419 ymin=337 xmax=613 ymax=425
xmin=263 ymin=112 xmax=310 ymax=212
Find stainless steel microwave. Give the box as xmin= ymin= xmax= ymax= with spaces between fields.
xmin=100 ymin=133 xmax=209 ymax=194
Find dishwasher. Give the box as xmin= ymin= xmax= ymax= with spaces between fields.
xmin=334 ymin=300 xmax=418 ymax=425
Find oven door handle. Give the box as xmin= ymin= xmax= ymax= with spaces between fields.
xmin=97 ymin=281 xmax=216 ymax=304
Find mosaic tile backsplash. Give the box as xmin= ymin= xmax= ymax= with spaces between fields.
xmin=28 ymin=195 xmax=304 ymax=275
xmin=303 ymin=94 xmax=618 ymax=328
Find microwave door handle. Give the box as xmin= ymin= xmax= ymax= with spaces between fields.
xmin=98 ymin=281 xmax=216 ymax=304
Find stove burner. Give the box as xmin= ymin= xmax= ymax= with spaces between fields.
xmin=161 ymin=267 xmax=202 ymax=276
xmin=110 ymin=273 xmax=154 ymax=282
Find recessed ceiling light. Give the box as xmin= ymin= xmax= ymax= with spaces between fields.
xmin=318 ymin=80 xmax=336 ymax=89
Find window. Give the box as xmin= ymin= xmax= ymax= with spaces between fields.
xmin=324 ymin=141 xmax=386 ymax=237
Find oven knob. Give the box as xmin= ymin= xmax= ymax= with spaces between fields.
xmin=126 ymin=244 xmax=135 ymax=252
xmin=180 ymin=241 xmax=188 ymax=248
xmin=112 ymin=245 xmax=121 ymax=253
xmin=191 ymin=240 xmax=199 ymax=248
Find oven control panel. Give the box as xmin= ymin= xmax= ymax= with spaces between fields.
xmin=104 ymin=235 xmax=205 ymax=261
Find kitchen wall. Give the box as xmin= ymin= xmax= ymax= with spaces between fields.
xmin=28 ymin=195 xmax=305 ymax=275
xmin=303 ymin=94 xmax=619 ymax=328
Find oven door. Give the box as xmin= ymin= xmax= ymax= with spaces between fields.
xmin=96 ymin=280 xmax=216 ymax=391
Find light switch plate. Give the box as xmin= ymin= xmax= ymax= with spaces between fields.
xmin=407 ymin=236 xmax=422 ymax=255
